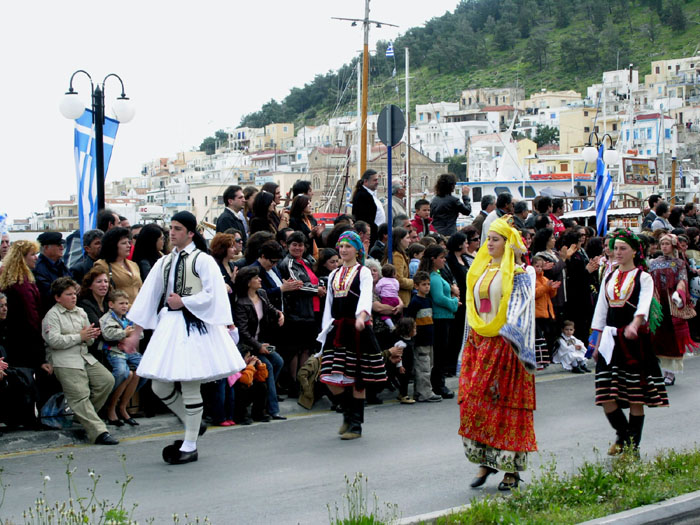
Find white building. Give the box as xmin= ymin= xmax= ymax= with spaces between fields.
xmin=619 ymin=113 xmax=676 ymax=157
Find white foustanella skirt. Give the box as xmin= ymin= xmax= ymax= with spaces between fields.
xmin=137 ymin=309 xmax=245 ymax=382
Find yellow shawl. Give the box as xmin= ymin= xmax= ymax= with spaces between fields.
xmin=466 ymin=215 xmax=526 ymax=337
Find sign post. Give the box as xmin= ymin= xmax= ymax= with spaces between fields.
xmin=377 ymin=104 xmax=405 ymax=264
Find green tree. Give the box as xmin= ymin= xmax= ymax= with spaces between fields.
xmin=526 ymin=31 xmax=550 ymax=71
xmin=214 ymin=130 xmax=229 ymax=148
xmin=599 ymin=20 xmax=631 ymax=70
xmin=446 ymin=155 xmax=467 ymax=181
xmin=665 ymin=0 xmax=687 ymax=31
xmin=199 ymin=136 xmax=216 ymax=155
xmin=534 ymin=125 xmax=559 ymax=147
xmin=555 ymin=1 xmax=571 ymax=28
xmin=493 ymin=20 xmax=517 ymax=51
xmin=517 ymin=0 xmax=539 ymax=39
xmin=641 ymin=9 xmax=661 ymax=42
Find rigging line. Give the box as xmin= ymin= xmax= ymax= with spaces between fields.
xmin=429 ymin=94 xmax=527 ymax=180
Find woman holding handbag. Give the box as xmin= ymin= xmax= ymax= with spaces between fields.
xmin=648 ymin=233 xmax=699 ymax=385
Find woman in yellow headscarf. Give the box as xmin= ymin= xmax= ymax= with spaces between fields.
xmin=458 ymin=215 xmax=537 ymax=492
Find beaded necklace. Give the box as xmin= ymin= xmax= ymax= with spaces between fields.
xmin=609 ymin=267 xmax=637 ymax=306
xmin=333 ymin=263 xmax=360 ymax=298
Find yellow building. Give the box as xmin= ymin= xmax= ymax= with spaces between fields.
xmin=516 ymin=90 xmax=582 ymax=111
xmin=249 ymin=123 xmax=295 ymax=152
xmin=516 ymin=138 xmax=537 ymax=165
xmin=45 ymin=199 xmax=79 ymax=231
xmin=559 ymin=107 xmax=601 ymax=154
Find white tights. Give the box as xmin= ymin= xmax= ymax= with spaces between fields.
xmin=152 ymin=380 xmax=203 ymax=448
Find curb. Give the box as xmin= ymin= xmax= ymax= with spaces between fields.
xmin=578 ymin=489 xmax=700 ymax=525
xmin=396 ymin=489 xmax=700 ymax=525
xmin=397 ymin=504 xmax=470 ymax=525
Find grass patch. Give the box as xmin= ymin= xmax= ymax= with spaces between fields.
xmin=437 ymin=446 xmax=700 ymax=525
xmin=328 ymin=472 xmax=400 ymax=525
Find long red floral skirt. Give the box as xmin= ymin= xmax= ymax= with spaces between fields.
xmin=458 ymin=331 xmax=537 ymax=453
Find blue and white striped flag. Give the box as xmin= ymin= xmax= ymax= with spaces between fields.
xmin=74 ymin=109 xmax=119 ymax=241
xmin=386 ymin=42 xmax=394 ymax=57
xmin=595 ymin=144 xmax=613 ymax=236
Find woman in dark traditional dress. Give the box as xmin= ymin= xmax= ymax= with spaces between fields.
xmin=648 ymin=233 xmax=698 ymax=385
xmin=590 ymin=229 xmax=669 ymax=457
xmin=318 ymin=231 xmax=386 ymax=440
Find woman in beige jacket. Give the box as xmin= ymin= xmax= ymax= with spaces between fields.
xmin=382 ymin=227 xmax=413 ymax=306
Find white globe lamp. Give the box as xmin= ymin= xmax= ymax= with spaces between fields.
xmin=581 ymin=145 xmax=599 ymax=164
xmin=603 ymin=148 xmax=619 ymax=166
xmin=59 ymin=92 xmax=86 ymax=120
xmin=112 ymin=96 xmax=136 ymax=123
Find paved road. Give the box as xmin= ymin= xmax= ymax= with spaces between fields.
xmin=1 ymin=358 xmax=699 ymax=524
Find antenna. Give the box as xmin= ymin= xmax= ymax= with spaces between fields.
xmin=332 ymin=0 xmax=399 ymax=178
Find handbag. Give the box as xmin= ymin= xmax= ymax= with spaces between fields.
xmin=669 ymin=291 xmax=696 ymax=320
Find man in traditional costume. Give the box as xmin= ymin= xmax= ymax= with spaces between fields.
xmin=459 ymin=216 xmax=537 ymax=491
xmin=129 ymin=212 xmax=245 ymax=464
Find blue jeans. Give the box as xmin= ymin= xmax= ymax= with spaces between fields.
xmin=258 ymin=351 xmax=283 ymax=416
xmin=211 ymin=378 xmax=235 ymax=423
xmin=106 ymin=351 xmax=147 ymax=392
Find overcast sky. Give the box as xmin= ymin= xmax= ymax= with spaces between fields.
xmin=0 ymin=0 xmax=459 ymax=221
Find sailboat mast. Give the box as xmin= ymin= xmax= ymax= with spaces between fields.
xmin=357 ymin=60 xmax=362 ymax=180
xmin=360 ymin=0 xmax=370 ymax=176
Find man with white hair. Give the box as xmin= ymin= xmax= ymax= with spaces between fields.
xmin=0 ymin=232 xmax=10 ymax=267
xmin=385 ymin=177 xmax=407 ymax=220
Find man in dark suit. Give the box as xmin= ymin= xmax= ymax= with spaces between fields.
xmin=33 ymin=232 xmax=71 ymax=314
xmin=216 ymin=185 xmax=248 ymax=245
xmin=351 ymin=169 xmax=385 ymax=247
xmin=69 ymin=229 xmax=104 ymax=284
xmin=471 ymin=195 xmax=495 ymax=237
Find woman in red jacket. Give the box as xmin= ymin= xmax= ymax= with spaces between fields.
xmin=0 ymin=240 xmax=56 ymax=404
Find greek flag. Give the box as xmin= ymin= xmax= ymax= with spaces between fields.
xmin=74 ymin=110 xmax=119 ymax=241
xmin=595 ymin=144 xmax=614 ymax=236
xmin=386 ymin=42 xmax=394 ymax=57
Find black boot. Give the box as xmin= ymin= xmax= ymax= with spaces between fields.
xmin=338 ymin=389 xmax=352 ymax=435
xmin=626 ymin=414 xmax=645 ymax=454
xmin=604 ymin=408 xmax=629 ymax=456
xmin=340 ymin=396 xmax=364 ymax=440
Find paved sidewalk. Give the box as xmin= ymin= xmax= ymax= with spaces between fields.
xmin=0 ymin=360 xmax=579 ymax=456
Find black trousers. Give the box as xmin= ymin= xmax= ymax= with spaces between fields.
xmin=431 ymin=319 xmax=451 ymax=394
xmin=233 ymin=381 xmax=267 ymax=421
xmin=446 ymin=307 xmax=466 ymax=375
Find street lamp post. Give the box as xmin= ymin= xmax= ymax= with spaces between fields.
xmin=582 ymin=132 xmax=619 ymax=166
xmin=59 ymin=70 xmax=135 ymax=211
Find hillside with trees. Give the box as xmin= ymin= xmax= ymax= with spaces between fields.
xmin=200 ymin=0 xmax=700 ymax=151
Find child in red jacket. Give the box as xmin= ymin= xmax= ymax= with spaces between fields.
xmin=410 ymin=199 xmax=437 ymax=238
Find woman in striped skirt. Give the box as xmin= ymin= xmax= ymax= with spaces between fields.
xmin=318 ymin=231 xmax=386 ymax=440
xmin=590 ymin=229 xmax=669 ymax=457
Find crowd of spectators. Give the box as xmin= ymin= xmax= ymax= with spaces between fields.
xmin=1 ymin=175 xmax=696 ymax=442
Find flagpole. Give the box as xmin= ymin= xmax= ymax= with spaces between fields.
xmin=405 ymin=47 xmax=411 ymax=212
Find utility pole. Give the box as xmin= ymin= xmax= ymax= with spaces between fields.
xmin=405 ymin=46 xmax=411 ymax=211
xmin=332 ymin=2 xmax=398 ymax=178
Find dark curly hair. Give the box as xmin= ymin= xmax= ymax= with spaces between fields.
xmin=434 ymin=173 xmax=457 ymax=197
xmin=98 ymin=227 xmax=130 ymax=263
